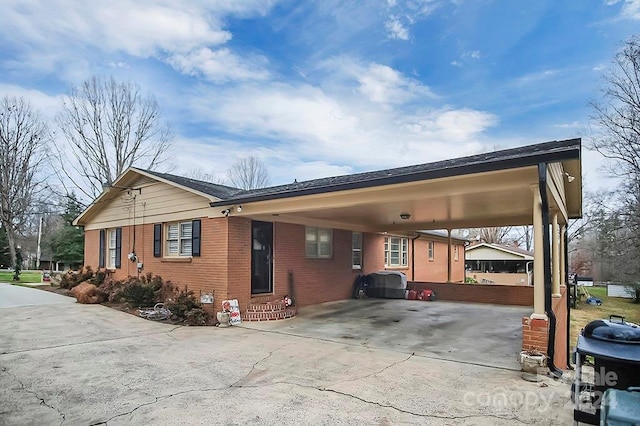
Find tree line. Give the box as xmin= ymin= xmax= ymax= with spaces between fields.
xmin=0 ymin=76 xmax=270 ymax=273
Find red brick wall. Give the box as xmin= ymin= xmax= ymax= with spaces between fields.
xmin=226 ymin=217 xmax=252 ymax=310
xmin=520 ymin=287 xmax=568 ymax=369
xmin=363 ymin=233 xmax=385 ymax=273
xmin=412 ymin=239 xmax=465 ymax=282
xmin=522 ymin=316 xmax=549 ymax=354
xmin=410 ymin=281 xmax=534 ymax=306
xmin=83 ymin=218 xmax=230 ymax=312
xmin=273 ymin=222 xmax=361 ymax=307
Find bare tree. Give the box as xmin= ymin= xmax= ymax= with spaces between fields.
xmin=56 ymin=76 xmax=171 ymax=200
xmin=226 ymin=156 xmax=270 ymax=190
xmin=185 ymin=168 xmax=226 ymax=184
xmin=0 ymin=96 xmax=48 ymax=267
xmin=590 ymin=36 xmax=640 ymax=179
xmin=587 ymin=36 xmax=640 ymax=299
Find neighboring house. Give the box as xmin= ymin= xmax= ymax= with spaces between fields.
xmin=465 ymin=242 xmax=533 ymax=285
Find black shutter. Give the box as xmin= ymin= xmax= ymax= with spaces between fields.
xmin=115 ymin=227 xmax=122 ymax=269
xmin=153 ymin=224 xmax=162 ymax=257
xmin=99 ymin=229 xmax=105 ymax=268
xmin=192 ymin=219 xmax=201 ymax=257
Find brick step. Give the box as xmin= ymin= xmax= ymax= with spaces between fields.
xmin=242 ymin=306 xmax=297 ymax=322
xmin=245 ymin=301 xmax=288 ymax=312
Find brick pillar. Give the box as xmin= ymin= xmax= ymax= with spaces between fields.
xmin=522 ymin=316 xmax=549 ymax=354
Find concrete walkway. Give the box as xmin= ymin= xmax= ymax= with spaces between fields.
xmin=0 ymin=302 xmax=573 ymax=425
xmin=0 ymin=283 xmax=75 ymax=308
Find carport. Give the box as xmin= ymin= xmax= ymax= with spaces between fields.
xmin=214 ymin=138 xmax=583 ymax=373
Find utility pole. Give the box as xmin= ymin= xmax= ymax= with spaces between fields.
xmin=36 ymin=215 xmax=43 ymax=269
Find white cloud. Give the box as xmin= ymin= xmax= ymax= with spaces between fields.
xmin=0 ymin=84 xmax=61 ymax=120
xmin=0 ymin=0 xmax=279 ymax=83
xmin=463 ymin=50 xmax=481 ymax=59
xmin=355 ymin=64 xmax=436 ymax=104
xmin=606 ymin=0 xmax=640 ymax=19
xmin=385 ymin=17 xmax=410 ymax=40
xmin=168 ymin=48 xmax=270 ymax=82
xmin=384 ymin=0 xmax=441 ymax=40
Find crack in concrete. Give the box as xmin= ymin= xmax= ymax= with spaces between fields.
xmin=88 ymin=351 xmax=276 ymax=425
xmin=330 ymin=352 xmax=415 ymax=387
xmin=0 ymin=329 xmax=182 ymax=356
xmin=1 ymin=366 xmax=66 ymax=425
xmin=230 ymin=350 xmax=275 ymax=387
xmin=88 ymin=387 xmax=225 ymax=426
xmin=320 ymin=387 xmax=529 ymax=424
xmin=232 ymin=378 xmax=528 ymax=424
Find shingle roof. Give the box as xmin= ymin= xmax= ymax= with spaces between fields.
xmin=210 ymin=138 xmax=581 ymax=206
xmin=139 ymin=169 xmax=242 ymax=200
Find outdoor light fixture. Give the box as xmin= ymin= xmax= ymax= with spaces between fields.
xmin=236 ymin=205 xmax=242 ymax=213
xmin=400 ymin=213 xmax=411 ymax=220
xmin=564 ymin=172 xmax=576 ymax=183
xmin=221 ymin=208 xmax=231 ymax=217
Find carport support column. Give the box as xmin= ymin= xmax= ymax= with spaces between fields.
xmin=447 ymin=229 xmax=452 ymax=283
xmin=552 ymin=212 xmax=561 ymax=298
xmin=531 ymin=186 xmax=547 ymax=319
xmin=560 ymin=224 xmax=567 ymax=287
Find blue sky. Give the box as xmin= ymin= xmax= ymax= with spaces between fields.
xmin=1 ymin=0 xmax=639 ymax=193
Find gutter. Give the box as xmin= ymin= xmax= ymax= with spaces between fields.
xmin=538 ymin=162 xmax=563 ymax=378
xmin=565 ymin=226 xmax=573 ymax=370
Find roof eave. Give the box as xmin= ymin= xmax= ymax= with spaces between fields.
xmin=211 ymin=140 xmax=581 ymax=207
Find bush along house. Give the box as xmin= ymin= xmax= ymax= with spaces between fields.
xmin=75 ymin=138 xmax=582 ymax=372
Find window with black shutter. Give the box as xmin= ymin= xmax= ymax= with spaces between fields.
xmin=99 ymin=229 xmax=105 ymax=268
xmin=153 ymin=224 xmax=162 ymax=257
xmin=192 ymin=219 xmax=201 ymax=257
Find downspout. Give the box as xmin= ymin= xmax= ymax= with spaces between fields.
xmin=411 ymin=233 xmax=422 ymax=282
xmin=565 ymin=226 xmax=573 ymax=370
xmin=538 ymin=162 xmax=563 ymax=378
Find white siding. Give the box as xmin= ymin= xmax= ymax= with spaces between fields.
xmin=84 ymin=181 xmax=213 ymax=230
xmin=466 ymin=246 xmax=527 ymax=261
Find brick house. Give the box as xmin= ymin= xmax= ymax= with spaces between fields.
xmin=74 ymin=170 xmax=466 ymax=312
xmin=75 ymin=138 xmax=582 ymax=371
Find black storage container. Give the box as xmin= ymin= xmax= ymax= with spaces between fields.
xmin=573 ymin=315 xmax=640 ymax=425
xmin=365 ymin=271 xmax=407 ymax=299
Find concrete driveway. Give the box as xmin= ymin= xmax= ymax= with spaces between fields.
xmin=243 ymin=299 xmax=530 ymax=370
xmin=0 ymin=283 xmax=75 ymax=308
xmin=0 ymin=300 xmax=573 ymax=425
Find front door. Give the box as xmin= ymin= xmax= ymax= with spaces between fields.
xmin=251 ymin=221 xmax=273 ymax=294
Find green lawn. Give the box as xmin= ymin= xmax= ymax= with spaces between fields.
xmin=0 ymin=271 xmax=43 ymax=283
xmin=570 ymin=286 xmax=640 ymax=346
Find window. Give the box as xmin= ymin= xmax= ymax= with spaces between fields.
xmin=100 ymin=228 xmax=121 ymax=269
xmin=428 ymin=241 xmax=434 ymax=261
xmin=167 ymin=221 xmax=193 ymax=256
xmin=352 ymin=232 xmax=362 ymax=269
xmin=108 ymin=229 xmax=117 ymax=268
xmin=306 ymin=227 xmax=332 ymax=258
xmin=384 ymin=236 xmax=408 ymax=267
xmin=454 ymin=245 xmax=459 ymax=261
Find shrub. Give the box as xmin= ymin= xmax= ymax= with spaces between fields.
xmin=165 ymin=287 xmax=211 ymax=325
xmin=120 ymin=281 xmax=157 ymax=308
xmin=184 ymin=307 xmax=211 ymax=326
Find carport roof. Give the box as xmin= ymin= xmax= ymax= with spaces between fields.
xmin=211 ymin=138 xmax=581 ymax=207
xmin=212 ymin=138 xmax=581 ymax=232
